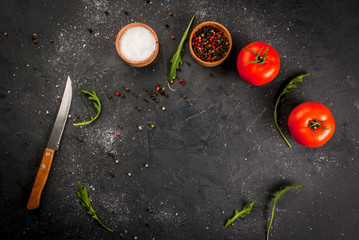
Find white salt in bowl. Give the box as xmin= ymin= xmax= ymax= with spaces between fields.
xmin=115 ymin=23 xmax=159 ymax=67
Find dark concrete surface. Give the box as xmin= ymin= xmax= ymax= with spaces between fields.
xmin=1 ymin=0 xmax=359 ymax=239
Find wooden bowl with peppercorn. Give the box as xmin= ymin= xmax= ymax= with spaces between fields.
xmin=115 ymin=23 xmax=159 ymax=67
xmin=189 ymin=21 xmax=232 ymax=67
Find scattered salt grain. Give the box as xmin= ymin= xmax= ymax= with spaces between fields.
xmin=119 ymin=26 xmax=156 ymax=61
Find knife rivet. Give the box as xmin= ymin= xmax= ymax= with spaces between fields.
xmin=46 ymin=152 xmax=50 ymax=156
xmin=42 ymin=164 xmax=46 ymax=168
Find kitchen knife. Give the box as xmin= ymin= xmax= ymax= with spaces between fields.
xmin=27 ymin=76 xmax=72 ymax=210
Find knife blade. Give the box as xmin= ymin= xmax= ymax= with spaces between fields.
xmin=27 ymin=76 xmax=72 ymax=210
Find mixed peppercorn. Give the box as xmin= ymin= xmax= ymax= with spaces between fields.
xmin=191 ymin=26 xmax=230 ymax=62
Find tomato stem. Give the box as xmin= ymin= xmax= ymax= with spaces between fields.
xmin=309 ymin=119 xmax=331 ymax=138
xmin=245 ymin=44 xmax=272 ymax=66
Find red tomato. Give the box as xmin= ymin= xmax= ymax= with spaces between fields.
xmin=288 ymin=102 xmax=335 ymax=147
xmin=237 ymin=42 xmax=280 ymax=85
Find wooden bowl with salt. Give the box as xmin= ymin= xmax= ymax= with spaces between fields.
xmin=115 ymin=23 xmax=159 ymax=67
xmin=189 ymin=21 xmax=232 ymax=67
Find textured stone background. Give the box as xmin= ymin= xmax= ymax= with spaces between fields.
xmin=0 ymin=0 xmax=358 ymax=239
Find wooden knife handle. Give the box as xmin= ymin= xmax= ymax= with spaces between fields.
xmin=27 ymin=148 xmax=55 ymax=210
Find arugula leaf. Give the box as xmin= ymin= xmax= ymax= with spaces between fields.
xmin=76 ymin=182 xmax=113 ymax=232
xmin=74 ymin=90 xmax=101 ymax=126
xmin=224 ymin=201 xmax=255 ymax=228
xmin=267 ymin=185 xmax=306 ymax=240
xmin=274 ymin=73 xmax=312 ymax=147
xmin=168 ymin=14 xmax=195 ymax=91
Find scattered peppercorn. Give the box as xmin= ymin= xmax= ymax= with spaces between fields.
xmin=81 ymin=145 xmax=84 ymax=149
xmin=50 ymin=39 xmax=54 ymax=43
xmin=78 ymin=137 xmax=82 ymax=142
xmin=110 ymin=172 xmax=115 ymax=177
xmin=76 ymin=114 xmax=80 ymax=118
xmin=108 ymin=153 xmax=114 ymax=157
xmin=171 ymin=36 xmax=175 ymax=40
xmin=108 ymin=94 xmax=112 ymax=99
xmin=120 ymin=93 xmax=125 ymax=98
xmin=210 ymin=73 xmax=215 ymax=78
xmin=145 ymin=223 xmax=150 ymax=228
xmin=124 ymin=10 xmax=128 ymax=14
xmin=143 ymin=88 xmax=148 ymax=92
xmin=115 ymin=132 xmax=119 ymax=136
xmin=133 ymin=93 xmax=138 ymax=98
xmin=119 ymin=124 xmax=123 ymax=129
xmin=124 ymin=87 xmax=130 ymax=92
xmin=146 ymin=0 xmax=150 ymax=3
xmin=168 ymin=12 xmax=173 ymax=16
xmin=182 ymin=94 xmax=187 ymax=99
xmin=147 ymin=208 xmax=152 ymax=212
xmin=128 ymin=172 xmax=132 ymax=177
xmin=186 ymin=61 xmax=192 ymax=66
xmin=136 ymin=107 xmax=141 ymax=111
xmin=164 ymin=93 xmax=169 ymax=97
xmin=33 ymin=39 xmax=38 ymax=44
xmin=104 ymin=10 xmax=109 ymax=15
xmin=58 ymin=97 xmax=62 ymax=102
xmin=161 ymin=106 xmax=166 ymax=111
xmin=88 ymin=28 xmax=93 ymax=33
xmin=115 ymin=92 xmax=119 ymax=96
xmin=155 ymin=99 xmax=159 ymax=103
xmin=165 ymin=24 xmax=169 ymax=28
xmin=143 ymin=98 xmax=149 ymax=103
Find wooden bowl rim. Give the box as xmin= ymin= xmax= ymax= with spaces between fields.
xmin=115 ymin=23 xmax=159 ymax=67
xmin=189 ymin=21 xmax=232 ymax=67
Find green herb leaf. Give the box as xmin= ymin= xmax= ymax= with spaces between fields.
xmin=224 ymin=201 xmax=255 ymax=228
xmin=74 ymin=90 xmax=101 ymax=126
xmin=76 ymin=181 xmax=113 ymax=232
xmin=168 ymin=14 xmax=195 ymax=91
xmin=267 ymin=185 xmax=306 ymax=240
xmin=274 ymin=73 xmax=312 ymax=147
